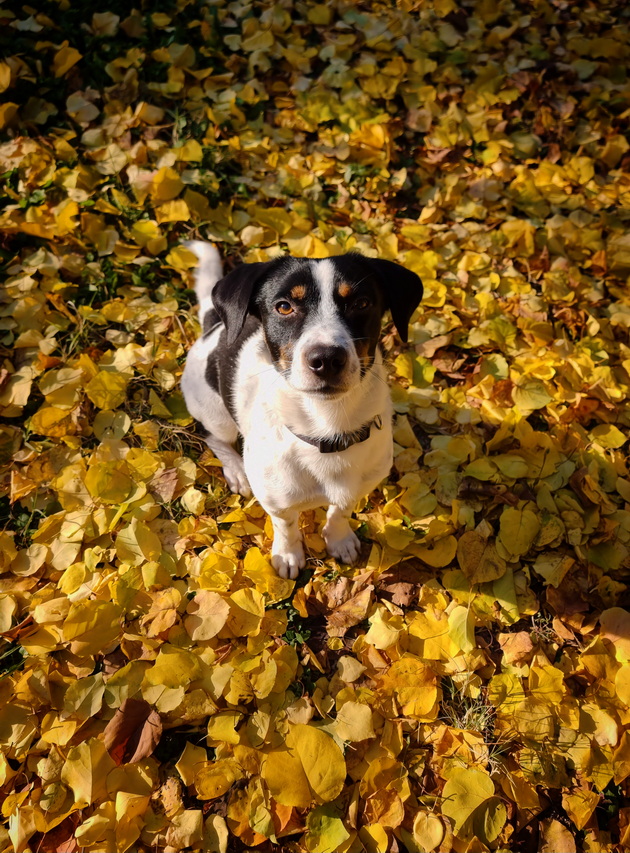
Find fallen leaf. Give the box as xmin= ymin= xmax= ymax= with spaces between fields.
xmin=103 ymin=698 xmax=162 ymax=765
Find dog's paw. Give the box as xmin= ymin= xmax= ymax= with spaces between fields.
xmin=271 ymin=545 xmax=305 ymax=580
xmin=222 ymin=463 xmax=252 ymax=498
xmin=326 ymin=531 xmax=361 ymax=564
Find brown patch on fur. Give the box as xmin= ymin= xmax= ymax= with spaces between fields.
xmin=290 ymin=285 xmax=306 ymax=300
xmin=338 ymin=282 xmax=353 ymax=298
xmin=278 ymin=342 xmax=294 ymax=372
xmin=354 ymin=339 xmax=370 ymax=361
xmin=354 ymin=338 xmax=373 ymax=375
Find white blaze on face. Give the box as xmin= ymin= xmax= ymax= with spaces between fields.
xmin=288 ymin=259 xmax=360 ymax=392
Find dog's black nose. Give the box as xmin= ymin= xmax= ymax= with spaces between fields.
xmin=305 ymin=345 xmax=348 ymax=380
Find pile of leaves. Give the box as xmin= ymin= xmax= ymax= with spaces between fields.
xmin=1 ymin=0 xmax=630 ymax=850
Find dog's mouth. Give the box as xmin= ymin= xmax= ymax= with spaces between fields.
xmin=311 ymin=383 xmax=348 ymax=397
xmin=288 ymin=380 xmax=351 ymax=397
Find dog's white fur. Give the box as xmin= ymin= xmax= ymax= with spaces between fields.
xmin=182 ymin=244 xmax=393 ymax=578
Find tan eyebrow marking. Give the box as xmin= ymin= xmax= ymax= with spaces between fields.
xmin=338 ymin=282 xmax=352 ymax=298
xmin=290 ymin=285 xmax=306 ymax=299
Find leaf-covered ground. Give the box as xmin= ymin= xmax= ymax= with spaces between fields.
xmin=1 ymin=0 xmax=630 ymax=851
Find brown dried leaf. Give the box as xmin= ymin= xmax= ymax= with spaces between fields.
xmin=327 ymin=586 xmax=374 ymax=637
xmin=378 ymin=561 xmax=427 ymax=607
xmin=31 ymin=816 xmax=80 ymax=853
xmin=150 ymin=467 xmax=180 ymax=502
xmin=103 ymin=697 xmax=162 ymax=766
xmin=498 ymin=631 xmax=535 ymax=666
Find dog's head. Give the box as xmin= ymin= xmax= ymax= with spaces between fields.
xmin=211 ymin=254 xmax=423 ymax=396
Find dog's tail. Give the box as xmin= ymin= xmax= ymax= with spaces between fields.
xmin=186 ymin=241 xmax=223 ymax=326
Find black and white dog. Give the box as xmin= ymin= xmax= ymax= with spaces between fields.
xmin=182 ymin=244 xmax=423 ymax=579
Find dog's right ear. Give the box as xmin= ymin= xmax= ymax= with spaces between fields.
xmin=211 ymin=262 xmax=275 ymax=346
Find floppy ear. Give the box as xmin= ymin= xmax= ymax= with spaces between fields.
xmin=362 ymin=259 xmax=423 ymax=343
xmin=211 ymin=261 xmax=276 ymax=346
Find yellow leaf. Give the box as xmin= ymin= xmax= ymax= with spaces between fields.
xmin=562 ymin=788 xmax=600 ymax=831
xmin=0 ymin=62 xmax=11 ymax=93
xmin=380 ymin=656 xmax=438 ymax=719
xmin=195 ymin=759 xmax=243 ymax=799
xmin=590 ymin=423 xmax=626 ymax=448
xmin=54 ymin=199 xmax=79 ymax=234
xmin=304 ymin=804 xmax=350 ymax=853
xmin=600 ymin=607 xmax=630 ymax=662
xmin=529 ymin=661 xmax=565 ymax=704
xmin=411 ymin=535 xmax=457 ymax=568
xmin=148 ymin=389 xmax=172 ymax=417
xmin=53 ymin=44 xmax=82 ymax=77
xmin=116 ymin=518 xmax=163 ymax=566
xmin=63 ymin=600 xmax=122 ymax=657
xmin=205 ymin=815 xmax=229 ymax=853
xmin=85 ymin=371 xmax=130 ymax=410
xmin=176 ymin=742 xmax=208 ymax=787
xmin=412 ymin=811 xmax=444 ymax=852
xmin=165 ymin=811 xmax=203 ymax=849
xmin=180 ymin=486 xmax=206 ymax=515
xmin=512 ymin=696 xmax=555 ymax=740
xmin=241 ymin=28 xmax=274 ymax=52
xmin=242 ymin=547 xmax=295 ymax=602
xmin=131 ymin=219 xmax=163 ymax=248
xmin=383 ymin=520 xmax=416 ymax=551
xmin=207 ymin=711 xmax=242 ymax=746
xmin=63 ymin=673 xmax=105 ymax=720
xmin=615 ymin=664 xmax=630 ymax=705
xmin=29 ymin=404 xmax=77 ymax=438
xmin=0 ymin=102 xmax=18 ymax=129
xmin=0 ymin=595 xmax=16 ymax=633
xmin=143 ymin=645 xmax=203 ymax=690
xmin=441 ymin=766 xmax=494 ymax=839
xmin=184 ymin=590 xmax=230 ymax=641
xmin=155 ymin=198 xmax=191 ymax=223
xmin=512 ymin=379 xmax=553 ymax=413
xmin=307 ymin=4 xmax=332 ymax=24
xmin=0 ymin=365 xmax=34 ymax=411
xmin=175 ymin=139 xmax=203 ymax=161
xmin=150 ymin=167 xmax=184 ymax=202
xmin=359 ymin=825 xmax=389 ymax=853
xmin=533 ymin=553 xmax=574 ymax=588
xmin=85 ymin=461 xmax=135 ymax=504
xmin=166 ymin=244 xmax=199 ymax=270
xmin=224 ymin=588 xmax=265 ymax=637
xmin=115 ymin=791 xmax=150 ymax=852
xmin=93 ymin=410 xmax=131 ymax=441
xmin=0 ymin=705 xmax=38 ymax=760
xmin=60 ymin=738 xmax=116 ymax=806
xmin=448 ymin=605 xmax=475 ymax=653
xmin=497 ymin=505 xmax=541 ymax=560
xmin=263 ymin=724 xmax=346 ymax=808
xmin=334 ymin=701 xmax=375 ymax=743
xmin=92 ymin=11 xmax=120 ymax=36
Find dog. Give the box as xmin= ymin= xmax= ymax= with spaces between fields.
xmin=181 ymin=244 xmax=423 ymax=579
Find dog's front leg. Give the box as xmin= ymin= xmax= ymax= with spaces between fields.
xmin=204 ymin=433 xmax=252 ymax=498
xmin=323 ymin=505 xmax=361 ymax=565
xmin=270 ymin=510 xmax=305 ymax=580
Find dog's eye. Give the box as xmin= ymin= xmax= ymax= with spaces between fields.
xmin=352 ymin=297 xmax=371 ymax=311
xmin=276 ymin=301 xmax=294 ymax=315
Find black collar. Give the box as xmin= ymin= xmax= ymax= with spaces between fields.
xmin=288 ymin=415 xmax=383 ymax=454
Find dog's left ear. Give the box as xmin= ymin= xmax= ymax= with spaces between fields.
xmin=212 ymin=261 xmax=276 ymax=346
xmin=365 ymin=259 xmax=423 ymax=343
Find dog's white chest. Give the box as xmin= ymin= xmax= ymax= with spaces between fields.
xmin=243 ymin=422 xmax=393 ymax=514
